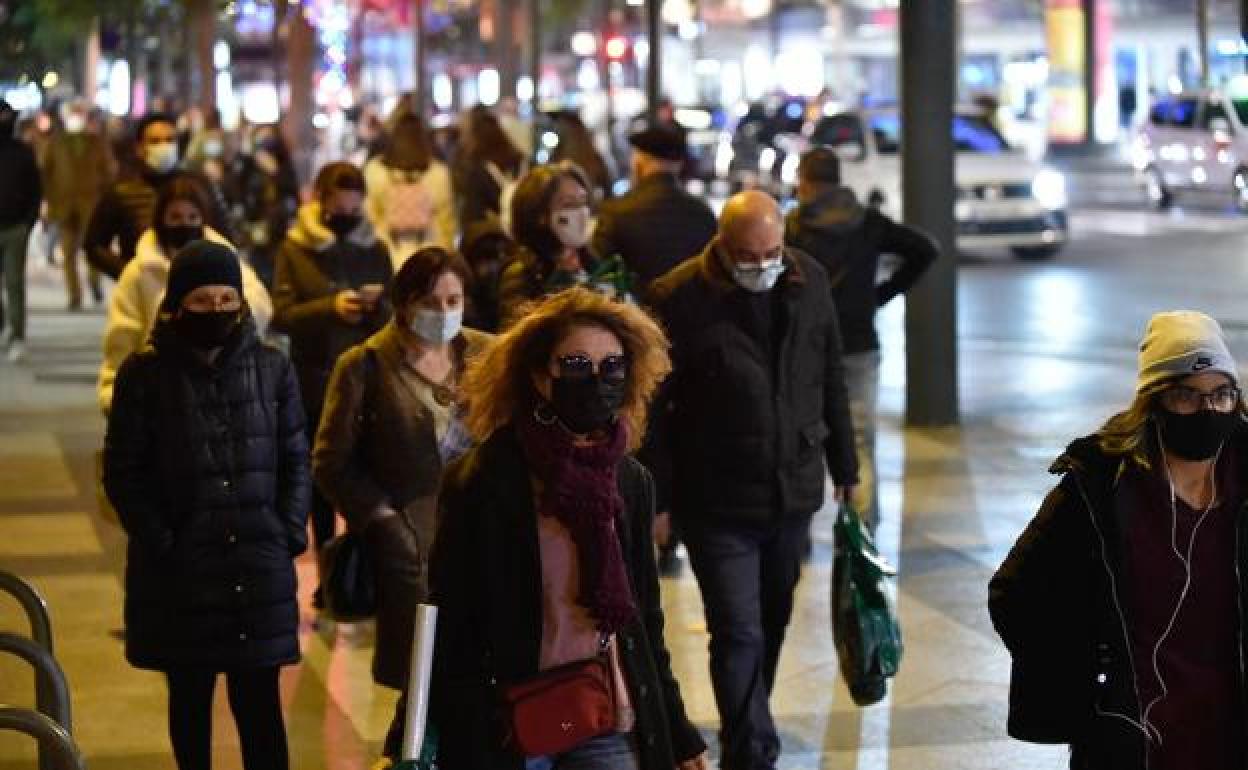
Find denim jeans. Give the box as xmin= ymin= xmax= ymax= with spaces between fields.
xmin=524 ymin=731 xmax=639 ymax=770
xmin=843 ymin=350 xmax=881 ymax=531
xmin=0 ymin=223 xmax=29 ymax=341
xmin=683 ymin=515 xmax=811 ymax=770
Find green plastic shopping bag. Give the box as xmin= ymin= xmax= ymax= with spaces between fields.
xmin=831 ymin=504 xmax=903 ymax=706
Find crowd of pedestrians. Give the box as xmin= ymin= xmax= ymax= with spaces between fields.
xmin=2 ymin=83 xmax=1246 ymax=770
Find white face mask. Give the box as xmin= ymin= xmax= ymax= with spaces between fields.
xmin=551 ymin=205 xmax=592 ymax=249
xmin=408 ymin=307 xmax=463 ymax=345
xmin=728 ymin=257 xmax=786 ymax=293
xmin=64 ymin=115 xmax=86 ymax=134
xmin=202 ymin=138 xmax=224 ymax=158
xmin=144 ymin=141 xmax=179 ymax=174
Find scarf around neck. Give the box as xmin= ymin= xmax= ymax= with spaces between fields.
xmin=516 ymin=409 xmax=637 ymax=633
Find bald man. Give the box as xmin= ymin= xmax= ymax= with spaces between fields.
xmin=645 ymin=190 xmax=858 ymax=770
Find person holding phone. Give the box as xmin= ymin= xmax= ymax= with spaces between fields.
xmin=272 ymin=161 xmax=393 ymax=596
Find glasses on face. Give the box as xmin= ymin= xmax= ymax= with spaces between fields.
xmin=1160 ymin=384 xmax=1241 ymax=414
xmin=725 ymin=244 xmax=784 ymax=268
xmin=553 ymin=353 xmax=628 ymax=384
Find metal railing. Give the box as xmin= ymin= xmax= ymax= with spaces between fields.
xmin=0 ymin=707 xmax=85 ymax=770
xmin=0 ymin=571 xmax=67 ymax=770
xmin=0 ymin=570 xmax=54 ymax=654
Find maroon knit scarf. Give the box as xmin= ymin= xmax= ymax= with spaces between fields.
xmin=516 ymin=410 xmax=638 ymax=633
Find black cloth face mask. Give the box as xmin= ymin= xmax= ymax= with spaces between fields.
xmin=549 ymin=374 xmax=626 ymax=435
xmin=1156 ymin=407 xmax=1240 ymax=461
xmin=324 ymin=213 xmax=362 ymax=239
xmin=158 ymin=224 xmax=204 ymax=256
xmin=175 ymin=309 xmax=240 ymax=349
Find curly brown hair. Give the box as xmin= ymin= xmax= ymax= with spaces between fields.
xmin=461 ymin=287 xmax=671 ymax=452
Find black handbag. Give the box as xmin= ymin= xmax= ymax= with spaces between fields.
xmin=321 ymin=532 xmax=376 ymax=621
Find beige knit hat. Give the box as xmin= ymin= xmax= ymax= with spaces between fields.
xmin=1138 ymin=311 xmax=1239 ymax=393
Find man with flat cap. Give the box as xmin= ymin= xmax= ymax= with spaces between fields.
xmin=592 ymin=122 xmax=717 ymax=297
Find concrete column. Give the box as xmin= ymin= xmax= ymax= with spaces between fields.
xmin=496 ymin=0 xmax=516 ymax=101
xmin=901 ymin=0 xmax=959 ymax=426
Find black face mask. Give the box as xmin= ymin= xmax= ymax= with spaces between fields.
xmin=549 ymin=374 xmax=626 ymax=435
xmin=175 ymin=309 xmax=240 ymax=350
xmin=324 ymin=213 xmax=361 ymax=239
xmin=157 ymin=224 xmax=204 ymax=255
xmin=1156 ymin=407 xmax=1240 ymax=461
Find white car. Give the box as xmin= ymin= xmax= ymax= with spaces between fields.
xmin=768 ymin=108 xmax=1069 ymax=260
xmin=1132 ymin=90 xmax=1248 ymax=212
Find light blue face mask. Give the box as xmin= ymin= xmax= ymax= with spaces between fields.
xmin=728 ymin=257 xmax=786 ymax=293
xmin=408 ymin=307 xmax=463 ymax=345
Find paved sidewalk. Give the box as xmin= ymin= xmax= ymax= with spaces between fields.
xmin=0 ymin=258 xmax=1106 ymax=769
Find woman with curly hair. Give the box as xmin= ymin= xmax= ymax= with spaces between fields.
xmin=428 ymin=287 xmax=708 ymax=770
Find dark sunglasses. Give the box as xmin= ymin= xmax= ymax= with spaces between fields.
xmin=554 ymin=353 xmax=629 ymax=383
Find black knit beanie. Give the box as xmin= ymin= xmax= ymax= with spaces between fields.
xmin=161 ymin=240 xmax=242 ymax=312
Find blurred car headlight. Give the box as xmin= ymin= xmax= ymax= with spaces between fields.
xmin=1032 ymin=169 xmax=1067 ymax=210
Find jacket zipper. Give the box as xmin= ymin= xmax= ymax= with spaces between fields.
xmin=1072 ymin=474 xmax=1153 ymax=767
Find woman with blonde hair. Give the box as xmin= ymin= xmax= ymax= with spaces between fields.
xmin=990 ymin=311 xmax=1248 ymax=769
xmin=428 ymin=287 xmax=708 ymax=770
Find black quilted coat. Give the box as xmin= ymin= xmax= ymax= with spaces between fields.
xmin=103 ymin=316 xmax=311 ymax=671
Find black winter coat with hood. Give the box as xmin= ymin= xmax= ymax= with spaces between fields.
xmin=784 ymin=188 xmax=937 ymax=355
xmin=989 ymin=432 xmax=1248 ymax=770
xmin=103 ymin=316 xmax=311 ymax=671
xmin=645 ymin=241 xmax=857 ymax=523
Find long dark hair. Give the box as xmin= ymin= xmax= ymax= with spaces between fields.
xmin=153 ymin=175 xmax=210 ymax=228
xmin=465 ymin=111 xmax=523 ymax=173
xmin=382 ymin=113 xmax=433 ymax=173
xmin=391 ymin=246 xmax=472 ymax=317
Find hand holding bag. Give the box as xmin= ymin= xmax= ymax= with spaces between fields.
xmin=498 ymin=640 xmax=617 ymax=758
xmin=831 ymin=504 xmax=903 ymax=706
xmin=321 ymin=531 xmax=376 ymax=621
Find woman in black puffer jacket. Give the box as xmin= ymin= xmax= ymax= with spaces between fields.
xmin=104 ymin=240 xmax=311 ymax=770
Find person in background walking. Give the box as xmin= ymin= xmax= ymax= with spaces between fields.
xmin=272 ymin=160 xmax=393 ymax=591
xmin=453 ymin=106 xmax=525 ymax=234
xmin=497 ymin=161 xmax=620 ymax=329
xmin=550 ymin=110 xmax=614 ymax=201
xmin=0 ymin=99 xmax=42 ymax=364
xmin=460 ymin=218 xmax=512 ymax=333
xmin=97 ymin=177 xmax=273 ymax=413
xmin=784 ymin=147 xmax=937 ymax=531
xmin=84 ymin=112 xmax=230 ymax=280
xmin=593 ymin=123 xmax=717 ymax=299
xmin=645 ymin=191 xmax=857 ymax=770
xmin=314 ymin=246 xmax=490 ymax=763
xmin=364 ymin=112 xmax=456 ymax=269
xmin=227 ymin=124 xmax=299 ymax=290
xmin=103 ymin=241 xmax=310 ymax=770
xmin=430 ymin=287 xmax=709 ymax=770
xmin=42 ymin=99 xmax=114 ymax=310
xmin=990 ymin=311 xmax=1248 ymax=770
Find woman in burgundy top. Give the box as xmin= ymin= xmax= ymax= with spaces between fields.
xmin=429 ymin=287 xmax=709 ymax=770
xmin=990 ymin=311 xmax=1248 ymax=770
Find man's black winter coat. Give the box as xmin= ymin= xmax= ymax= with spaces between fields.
xmin=591 ymin=172 xmax=717 ymax=296
xmin=784 ymin=188 xmax=937 ymax=355
xmin=0 ymin=135 xmax=41 ymax=228
xmin=103 ymin=318 xmax=311 ymax=671
xmin=645 ymin=242 xmax=858 ymax=523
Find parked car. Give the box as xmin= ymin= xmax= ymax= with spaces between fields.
xmin=1132 ymin=89 xmax=1248 ymax=212
xmin=771 ymin=108 xmax=1068 ymax=259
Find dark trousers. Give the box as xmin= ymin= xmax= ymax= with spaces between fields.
xmin=304 ymin=409 xmax=337 ymax=551
xmin=165 ymin=666 xmax=288 ymax=770
xmin=683 ymin=514 xmax=810 ymax=770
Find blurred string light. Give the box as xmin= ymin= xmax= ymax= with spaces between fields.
xmin=740 ymin=0 xmax=771 ymax=20
xmin=41 ymin=72 xmax=58 ymax=90
xmin=304 ymin=0 xmax=350 ymax=109
xmin=517 ymin=76 xmax=535 ymax=102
